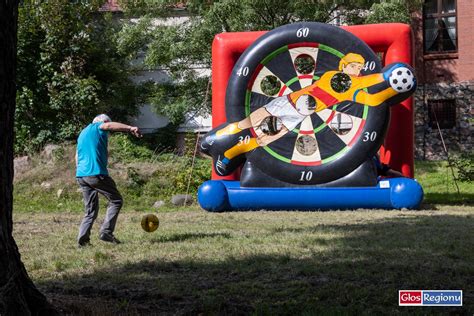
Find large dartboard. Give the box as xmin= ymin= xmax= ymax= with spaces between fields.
xmin=225 ymin=22 xmax=390 ymax=185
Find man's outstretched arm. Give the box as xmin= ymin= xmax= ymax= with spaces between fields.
xmin=100 ymin=122 xmax=142 ymax=138
xmin=353 ymin=87 xmax=398 ymax=106
xmin=354 ymin=73 xmax=385 ymax=89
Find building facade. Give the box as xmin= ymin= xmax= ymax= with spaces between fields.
xmin=412 ymin=0 xmax=473 ymax=160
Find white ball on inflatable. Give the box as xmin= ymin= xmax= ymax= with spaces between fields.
xmin=389 ymin=67 xmax=415 ymax=93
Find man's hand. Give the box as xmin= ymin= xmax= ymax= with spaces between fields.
xmin=129 ymin=126 xmax=142 ymax=138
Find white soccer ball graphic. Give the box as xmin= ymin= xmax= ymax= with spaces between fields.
xmin=389 ymin=67 xmax=415 ymax=93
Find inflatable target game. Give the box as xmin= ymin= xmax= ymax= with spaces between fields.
xmin=198 ymin=22 xmax=424 ymax=212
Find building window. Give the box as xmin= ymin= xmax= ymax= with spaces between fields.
xmin=428 ymin=99 xmax=456 ymax=129
xmin=423 ymin=0 xmax=457 ymax=54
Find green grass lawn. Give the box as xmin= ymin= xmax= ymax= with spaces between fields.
xmin=13 ymin=207 xmax=473 ymax=314
xmin=13 ymin=159 xmax=473 ymax=214
xmin=415 ymin=160 xmax=473 ymax=205
xmin=12 ymin=155 xmax=473 ymax=314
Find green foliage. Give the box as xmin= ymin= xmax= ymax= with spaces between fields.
xmin=105 ymin=133 xmax=211 ymax=198
xmin=415 ymin=159 xmax=473 ymax=205
xmin=171 ymin=157 xmax=211 ymax=194
xmin=109 ymin=134 xmax=156 ymax=163
xmin=146 ymin=77 xmax=210 ymax=124
xmin=126 ymin=167 xmax=147 ymax=188
xmin=15 ymin=0 xmax=424 ymax=155
xmin=16 ymin=0 xmax=142 ymax=154
xmin=108 ymin=125 xmax=178 ymax=163
xmin=141 ymin=155 xmax=211 ymax=198
xmin=365 ymin=1 xmax=411 ymax=24
xmin=117 ymin=0 xmax=421 ymax=123
xmin=449 ymin=152 xmax=474 ymax=183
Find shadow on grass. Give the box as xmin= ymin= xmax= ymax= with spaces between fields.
xmin=424 ymin=193 xmax=474 ymax=206
xmin=41 ymin=214 xmax=473 ymax=315
xmin=150 ymin=232 xmax=232 ymax=243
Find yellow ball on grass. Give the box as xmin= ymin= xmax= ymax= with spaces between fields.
xmin=141 ymin=214 xmax=159 ymax=232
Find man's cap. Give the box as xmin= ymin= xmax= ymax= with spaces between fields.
xmin=92 ymin=114 xmax=112 ymax=123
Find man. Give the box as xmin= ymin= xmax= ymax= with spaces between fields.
xmin=76 ymin=114 xmax=142 ymax=247
xmin=201 ymin=53 xmax=412 ymax=176
xmin=373 ymin=155 xmax=404 ymax=178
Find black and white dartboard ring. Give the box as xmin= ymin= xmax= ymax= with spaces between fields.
xmin=225 ymin=22 xmax=390 ymax=185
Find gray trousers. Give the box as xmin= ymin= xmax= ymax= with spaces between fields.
xmin=77 ymin=175 xmax=123 ymax=243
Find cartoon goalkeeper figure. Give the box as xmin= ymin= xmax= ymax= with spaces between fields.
xmin=201 ymin=53 xmax=416 ymax=176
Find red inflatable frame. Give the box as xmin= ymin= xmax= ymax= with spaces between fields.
xmin=211 ymin=23 xmax=415 ymax=180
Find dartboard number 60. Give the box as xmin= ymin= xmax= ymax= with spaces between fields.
xmin=296 ymin=27 xmax=309 ymax=38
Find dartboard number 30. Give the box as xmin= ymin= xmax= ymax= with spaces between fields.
xmin=363 ymin=131 xmax=377 ymax=142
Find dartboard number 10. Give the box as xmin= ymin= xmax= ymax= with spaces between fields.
xmin=299 ymin=171 xmax=313 ymax=182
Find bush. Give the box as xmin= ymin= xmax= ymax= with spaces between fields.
xmin=109 ymin=134 xmax=155 ymax=163
xmin=141 ymin=156 xmax=211 ymax=199
xmin=108 ymin=125 xmax=179 ymax=163
xmin=172 ymin=157 xmax=212 ymax=194
xmin=449 ymin=152 xmax=473 ymax=182
xmin=15 ymin=1 xmax=141 ymax=155
xmin=13 ymin=141 xmax=212 ymax=211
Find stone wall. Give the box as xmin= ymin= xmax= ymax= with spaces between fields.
xmin=414 ymin=81 xmax=473 ymax=160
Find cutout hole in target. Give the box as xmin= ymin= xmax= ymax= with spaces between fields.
xmin=259 ymin=116 xmax=283 ymax=135
xmin=330 ymin=113 xmax=353 ymax=135
xmin=294 ymin=54 xmax=315 ymax=74
xmin=330 ymin=73 xmax=352 ymax=93
xmin=260 ymin=75 xmax=281 ymax=96
xmin=296 ymin=135 xmax=318 ymax=156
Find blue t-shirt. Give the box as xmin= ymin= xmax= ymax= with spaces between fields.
xmin=76 ymin=122 xmax=109 ymax=177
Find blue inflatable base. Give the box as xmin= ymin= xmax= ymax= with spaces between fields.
xmin=198 ymin=178 xmax=424 ymax=212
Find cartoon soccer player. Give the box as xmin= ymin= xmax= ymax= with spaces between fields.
xmin=201 ymin=53 xmax=416 ymax=176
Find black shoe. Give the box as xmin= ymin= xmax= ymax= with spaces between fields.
xmin=99 ymin=233 xmax=121 ymax=244
xmin=78 ymin=240 xmax=92 ymax=248
xmin=199 ymin=132 xmax=218 ymax=154
xmin=215 ymin=155 xmax=230 ymax=176
xmin=200 ymin=123 xmax=236 ymax=155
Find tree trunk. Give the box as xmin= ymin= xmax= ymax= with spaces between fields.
xmin=0 ymin=1 xmax=57 ymax=315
